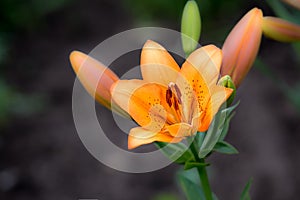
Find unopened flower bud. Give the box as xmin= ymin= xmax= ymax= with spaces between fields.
xmin=181 ymin=0 xmax=201 ymax=57
xmin=218 ymin=75 xmax=236 ymax=105
xmin=262 ymin=16 xmax=300 ymax=42
xmin=221 ymin=8 xmax=263 ymax=88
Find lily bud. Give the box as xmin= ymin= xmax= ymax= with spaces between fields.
xmin=218 ymin=75 xmax=236 ymax=105
xmin=69 ymin=51 xmax=129 ymax=118
xmin=221 ymin=8 xmax=263 ymax=88
xmin=181 ymin=0 xmax=201 ymax=57
xmin=282 ymin=0 xmax=300 ymax=10
xmin=262 ymin=16 xmax=300 ymax=42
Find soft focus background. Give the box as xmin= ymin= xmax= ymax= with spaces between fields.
xmin=0 ymin=0 xmax=299 ymax=199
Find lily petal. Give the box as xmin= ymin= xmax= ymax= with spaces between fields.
xmin=163 ymin=123 xmax=193 ymax=137
xmin=199 ymin=86 xmax=233 ymax=132
xmin=128 ymin=127 xmax=181 ymax=149
xmin=111 ymin=80 xmax=174 ymax=131
xmin=178 ymin=45 xmax=222 ymax=123
xmin=141 ymin=40 xmax=180 ymax=86
xmin=182 ymin=45 xmax=222 ymax=86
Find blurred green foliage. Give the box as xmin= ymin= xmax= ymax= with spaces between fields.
xmin=0 ymin=80 xmax=45 ymax=127
xmin=122 ymin=0 xmax=186 ymax=23
xmin=0 ymin=0 xmax=71 ymax=129
xmin=265 ymin=0 xmax=300 ymax=113
xmin=122 ymin=0 xmax=245 ymax=22
xmin=0 ymin=0 xmax=70 ymax=32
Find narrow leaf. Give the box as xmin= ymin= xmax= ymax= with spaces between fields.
xmin=218 ymin=111 xmax=235 ymax=141
xmin=213 ymin=141 xmax=239 ymax=154
xmin=240 ymin=178 xmax=253 ymax=200
xmin=198 ymin=109 xmax=226 ymax=158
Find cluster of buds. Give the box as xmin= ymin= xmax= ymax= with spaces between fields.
xmin=221 ymin=7 xmax=300 ymax=87
xmin=70 ymin=2 xmax=300 ymax=114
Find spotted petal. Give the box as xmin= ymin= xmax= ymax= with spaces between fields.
xmin=111 ymin=80 xmax=177 ymax=131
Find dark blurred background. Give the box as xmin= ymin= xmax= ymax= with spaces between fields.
xmin=0 ymin=0 xmax=299 ymax=199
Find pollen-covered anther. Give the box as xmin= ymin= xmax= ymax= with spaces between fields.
xmin=166 ymin=87 xmax=173 ymax=107
xmin=168 ymin=82 xmax=183 ymax=107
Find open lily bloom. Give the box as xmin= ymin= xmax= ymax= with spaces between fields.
xmin=111 ymin=40 xmax=233 ymax=149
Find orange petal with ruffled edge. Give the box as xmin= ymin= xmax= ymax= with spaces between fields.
xmin=141 ymin=40 xmax=180 ymax=86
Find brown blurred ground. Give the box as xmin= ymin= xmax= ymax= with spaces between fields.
xmin=0 ymin=0 xmax=299 ymax=200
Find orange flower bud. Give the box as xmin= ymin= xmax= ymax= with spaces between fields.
xmin=70 ymin=51 xmax=129 ymax=118
xmin=70 ymin=51 xmax=118 ymax=109
xmin=221 ymin=8 xmax=263 ymax=87
xmin=262 ymin=16 xmax=300 ymax=42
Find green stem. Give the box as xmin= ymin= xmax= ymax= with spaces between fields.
xmin=190 ymin=139 xmax=213 ymax=200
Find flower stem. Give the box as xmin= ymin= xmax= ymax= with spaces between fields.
xmin=197 ymin=159 xmax=213 ymax=200
xmin=190 ymin=140 xmax=213 ymax=200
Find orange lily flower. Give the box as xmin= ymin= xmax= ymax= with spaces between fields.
xmin=69 ymin=51 xmax=128 ymax=117
xmin=221 ymin=8 xmax=263 ymax=87
xmin=111 ymin=40 xmax=233 ymax=149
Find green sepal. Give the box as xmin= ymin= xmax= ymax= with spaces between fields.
xmin=155 ymin=142 xmax=195 ymax=164
xmin=213 ymin=141 xmax=239 ymax=155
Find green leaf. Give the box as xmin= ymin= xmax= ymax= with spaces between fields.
xmin=222 ymin=101 xmax=239 ymax=116
xmin=213 ymin=141 xmax=239 ymax=155
xmin=240 ymin=178 xmax=253 ymax=200
xmin=155 ymin=142 xmax=195 ymax=164
xmin=195 ymin=131 xmax=206 ymax=147
xmin=218 ymin=111 xmax=235 ymax=142
xmin=198 ymin=109 xmax=226 ymax=158
xmin=198 ymin=102 xmax=239 ymax=158
xmin=184 ymin=161 xmax=210 ymax=170
xmin=177 ymin=171 xmax=206 ymax=200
